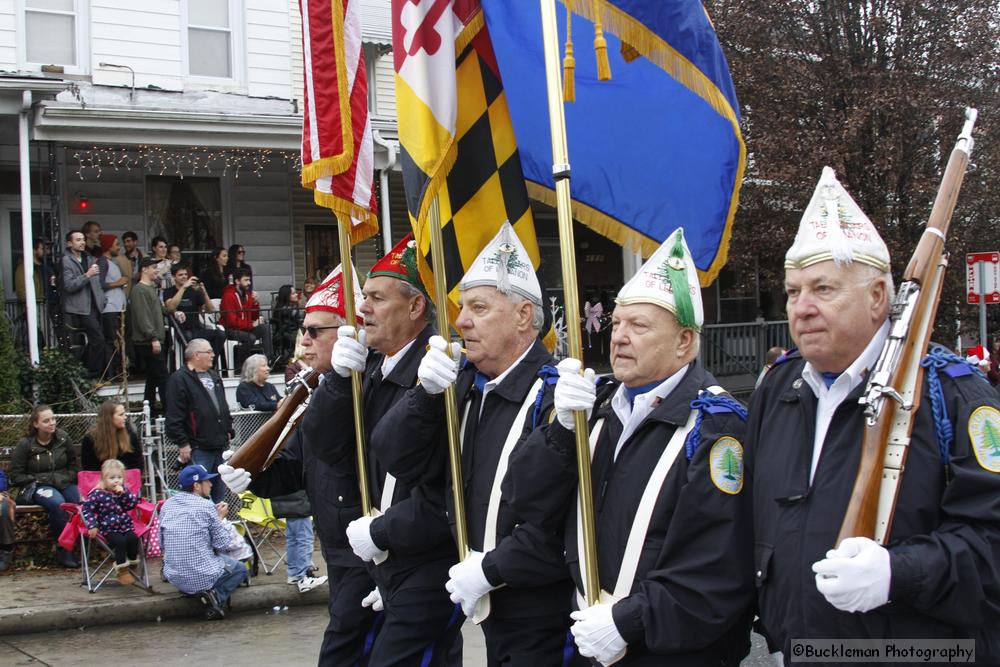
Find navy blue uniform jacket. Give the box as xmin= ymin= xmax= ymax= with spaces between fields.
xmin=372 ymin=339 xmax=575 ymax=620
xmin=507 ymin=362 xmax=754 ymax=666
xmin=748 ymin=350 xmax=1000 ymax=664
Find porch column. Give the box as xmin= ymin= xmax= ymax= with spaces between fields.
xmin=20 ymin=90 xmax=39 ymax=364
xmin=621 ymin=246 xmax=642 ymax=282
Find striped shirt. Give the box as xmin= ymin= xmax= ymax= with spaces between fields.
xmin=158 ymin=491 xmax=231 ymax=594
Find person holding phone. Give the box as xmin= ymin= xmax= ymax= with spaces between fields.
xmin=164 ymin=263 xmax=225 ymax=363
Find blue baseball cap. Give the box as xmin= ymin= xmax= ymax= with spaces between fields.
xmin=179 ymin=464 xmax=219 ymax=489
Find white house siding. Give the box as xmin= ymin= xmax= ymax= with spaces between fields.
xmin=246 ymin=0 xmax=291 ymax=100
xmin=90 ymin=1 xmax=184 ymax=92
xmin=373 ymin=53 xmax=395 ymax=118
xmin=0 ymin=0 xmax=16 ymax=72
xmin=231 ymin=164 xmax=294 ymax=303
xmin=288 ymin=0 xmax=303 ymax=109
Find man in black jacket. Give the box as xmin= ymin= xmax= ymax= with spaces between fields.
xmin=507 ymin=228 xmax=753 ymax=666
xmin=165 ymin=338 xmax=233 ymax=503
xmin=373 ymin=223 xmax=577 ymax=666
xmin=748 ymin=168 xmax=1000 ymax=665
xmin=218 ymin=267 xmax=378 ymax=667
xmin=328 ymin=235 xmax=462 ymax=666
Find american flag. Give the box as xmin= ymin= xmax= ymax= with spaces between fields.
xmin=299 ymin=0 xmax=378 ymax=242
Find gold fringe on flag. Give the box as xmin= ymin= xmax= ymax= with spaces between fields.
xmin=592 ymin=0 xmax=611 ymax=81
xmin=563 ymin=0 xmax=576 ymax=102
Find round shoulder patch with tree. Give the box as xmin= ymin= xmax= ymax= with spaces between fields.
xmin=709 ymin=436 xmax=744 ymax=494
xmin=968 ymin=406 xmax=1000 ymax=473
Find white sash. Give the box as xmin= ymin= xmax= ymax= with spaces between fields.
xmin=380 ymin=473 xmax=396 ymax=513
xmin=366 ymin=473 xmax=396 ymax=566
xmin=575 ymin=386 xmax=724 ymax=608
xmin=461 ymin=378 xmax=545 ymax=624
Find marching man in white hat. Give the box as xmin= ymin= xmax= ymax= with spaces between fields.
xmin=372 ymin=222 xmax=582 ymax=665
xmin=747 ymin=167 xmax=1000 ymax=664
xmin=506 ymin=227 xmax=755 ymax=665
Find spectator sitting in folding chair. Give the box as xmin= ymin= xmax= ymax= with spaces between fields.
xmin=159 ymin=464 xmax=247 ymax=620
xmin=80 ymin=459 xmax=140 ymax=586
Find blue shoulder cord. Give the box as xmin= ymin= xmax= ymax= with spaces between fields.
xmin=683 ymin=392 xmax=748 ymax=461
xmin=531 ymin=365 xmax=561 ymax=429
xmin=920 ymin=344 xmax=987 ymax=469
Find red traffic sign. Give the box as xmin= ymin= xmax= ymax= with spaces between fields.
xmin=967 ymin=251 xmax=1000 ymax=304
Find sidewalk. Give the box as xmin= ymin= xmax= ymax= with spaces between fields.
xmin=0 ymin=552 xmax=329 ymax=636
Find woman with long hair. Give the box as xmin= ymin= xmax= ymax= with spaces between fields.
xmin=225 ymin=244 xmax=252 ymax=288
xmin=202 ymin=246 xmax=228 ymax=300
xmin=271 ymin=284 xmax=303 ymax=364
xmin=10 ymin=404 xmax=81 ymax=567
xmin=80 ymin=401 xmax=144 ymax=472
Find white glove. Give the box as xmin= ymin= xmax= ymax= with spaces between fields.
xmin=331 ymin=326 xmax=368 ymax=378
xmin=346 ymin=515 xmax=387 ymax=563
xmin=811 ymin=536 xmax=891 ymax=613
xmin=445 ymin=550 xmax=495 ymax=617
xmin=361 ymin=587 xmax=384 ymax=612
xmin=217 ymin=463 xmax=251 ymax=494
xmin=555 ymin=358 xmax=597 ymax=431
xmin=570 ymin=603 xmax=627 ymax=665
xmin=418 ymin=335 xmax=460 ymax=395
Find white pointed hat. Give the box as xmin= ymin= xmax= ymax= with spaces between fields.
xmin=616 ymin=227 xmax=703 ymax=330
xmin=459 ymin=221 xmax=542 ymax=305
xmin=305 ymin=263 xmax=363 ymax=323
xmin=785 ymin=167 xmax=890 ymax=273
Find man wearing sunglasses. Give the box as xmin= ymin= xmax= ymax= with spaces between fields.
xmin=325 ymin=234 xmax=463 ymax=666
xmin=219 ymin=266 xmax=377 ymax=666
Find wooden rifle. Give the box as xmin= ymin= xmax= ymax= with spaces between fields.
xmin=837 ymin=108 xmax=978 ymax=545
xmin=228 ymin=367 xmax=320 ymax=476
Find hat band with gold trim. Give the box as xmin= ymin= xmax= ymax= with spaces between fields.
xmin=784 ymin=251 xmax=890 ymax=273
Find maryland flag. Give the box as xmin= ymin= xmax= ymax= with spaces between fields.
xmin=299 ymin=0 xmax=378 ymax=242
xmin=391 ymin=0 xmax=542 ymax=323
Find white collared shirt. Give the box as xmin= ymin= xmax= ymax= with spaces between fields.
xmin=610 ymin=365 xmax=689 ymax=461
xmin=380 ymin=338 xmax=416 ymax=378
xmin=478 ymin=343 xmax=534 ymax=417
xmin=801 ymin=320 xmax=890 ymax=483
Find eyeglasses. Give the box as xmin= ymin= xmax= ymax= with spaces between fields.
xmin=195 ymin=350 xmax=214 ymax=356
xmin=299 ymin=325 xmax=339 ymax=339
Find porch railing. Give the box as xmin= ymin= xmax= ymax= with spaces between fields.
xmin=4 ymin=300 xmax=58 ymax=351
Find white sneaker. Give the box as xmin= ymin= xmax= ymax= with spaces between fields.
xmin=287 ymin=576 xmax=300 ymax=585
xmin=297 ymin=575 xmax=328 ymax=593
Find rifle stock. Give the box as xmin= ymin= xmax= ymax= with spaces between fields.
xmin=228 ymin=368 xmax=320 ymax=476
xmin=836 ymin=108 xmax=977 ymax=545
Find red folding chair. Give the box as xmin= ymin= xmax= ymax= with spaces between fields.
xmin=60 ymin=469 xmax=162 ymax=592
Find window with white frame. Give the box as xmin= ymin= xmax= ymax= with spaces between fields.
xmin=187 ymin=0 xmax=235 ymax=79
xmin=24 ymin=0 xmax=79 ymax=68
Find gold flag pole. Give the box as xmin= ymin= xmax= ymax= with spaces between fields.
xmin=426 ymin=196 xmax=471 ymax=558
xmin=538 ymin=0 xmax=600 ymax=606
xmin=337 ymin=217 xmax=372 ymax=516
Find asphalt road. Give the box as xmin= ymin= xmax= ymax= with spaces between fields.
xmin=0 ymin=605 xmax=773 ymax=666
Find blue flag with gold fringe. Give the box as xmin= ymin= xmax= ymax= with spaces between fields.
xmin=481 ymin=0 xmax=744 ymax=285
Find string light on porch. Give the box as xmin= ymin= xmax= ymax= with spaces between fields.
xmin=71 ymin=145 xmax=302 ymax=180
